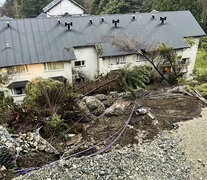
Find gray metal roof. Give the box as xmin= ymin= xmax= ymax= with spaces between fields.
xmin=36 ymin=13 xmax=48 ymax=19
xmin=0 ymin=11 xmax=205 ymax=68
xmin=43 ymin=0 xmax=86 ymax=13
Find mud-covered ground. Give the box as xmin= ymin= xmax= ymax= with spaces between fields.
xmin=0 ymin=94 xmax=205 ymax=180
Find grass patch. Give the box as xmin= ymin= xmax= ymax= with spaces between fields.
xmin=194 ymin=48 xmax=207 ymax=83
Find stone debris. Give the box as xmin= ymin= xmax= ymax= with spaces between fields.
xmin=14 ymin=131 xmax=191 ymax=180
xmin=105 ymin=100 xmax=129 ymax=117
xmin=83 ymin=96 xmax=105 ymax=116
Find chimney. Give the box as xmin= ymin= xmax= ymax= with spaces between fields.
xmin=65 ymin=22 xmax=73 ymax=30
xmin=160 ymin=16 xmax=167 ymax=24
xmin=7 ymin=21 xmax=10 ymax=28
xmin=152 ymin=14 xmax=155 ymax=19
xmin=132 ymin=15 xmax=135 ymax=20
xmin=101 ymin=17 xmax=104 ymax=22
xmin=112 ymin=19 xmax=119 ymax=27
xmin=89 ymin=19 xmax=93 ymax=24
xmin=57 ymin=19 xmax=60 ymax=24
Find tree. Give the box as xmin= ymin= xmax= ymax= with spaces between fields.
xmin=105 ymin=34 xmax=185 ymax=84
xmin=91 ymin=0 xmax=143 ymax=14
xmin=23 ymin=78 xmax=77 ymax=116
xmin=1 ymin=0 xmax=21 ymax=18
xmin=20 ymin=0 xmax=51 ymax=18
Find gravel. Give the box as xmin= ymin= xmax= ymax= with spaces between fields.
xmin=14 ymin=108 xmax=207 ymax=180
xmin=14 ymin=131 xmax=190 ymax=180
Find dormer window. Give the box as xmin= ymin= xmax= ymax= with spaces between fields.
xmin=44 ymin=62 xmax=64 ymax=71
xmin=7 ymin=65 xmax=28 ymax=75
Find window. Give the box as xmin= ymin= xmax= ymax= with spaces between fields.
xmin=44 ymin=62 xmax=64 ymax=71
xmin=7 ymin=65 xmax=28 ymax=75
xmin=136 ymin=55 xmax=141 ymax=62
xmin=12 ymin=87 xmax=25 ymax=95
xmin=181 ymin=58 xmax=190 ymax=65
xmin=74 ymin=60 xmax=85 ymax=67
xmin=116 ymin=56 xmax=126 ymax=64
xmin=163 ymin=66 xmax=172 ymax=73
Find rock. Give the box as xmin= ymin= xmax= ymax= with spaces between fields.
xmin=95 ymin=94 xmax=108 ymax=101
xmin=136 ymin=108 xmax=148 ymax=116
xmin=0 ymin=165 xmax=6 ymax=171
xmin=38 ymin=145 xmax=46 ymax=151
xmin=99 ymin=170 xmax=105 ymax=176
xmin=35 ymin=129 xmax=59 ymax=155
xmin=83 ymin=96 xmax=105 ymax=116
xmin=105 ymin=100 xmax=127 ymax=117
xmin=16 ymin=138 xmax=23 ymax=143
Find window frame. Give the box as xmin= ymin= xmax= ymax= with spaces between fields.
xmin=181 ymin=58 xmax=190 ymax=65
xmin=44 ymin=62 xmax=64 ymax=71
xmin=11 ymin=87 xmax=26 ymax=96
xmin=116 ymin=56 xmax=126 ymax=65
xmin=7 ymin=65 xmax=28 ymax=75
xmin=74 ymin=60 xmax=85 ymax=67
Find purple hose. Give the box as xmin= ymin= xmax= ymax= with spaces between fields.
xmin=89 ymin=105 xmax=135 ymax=157
xmin=15 ymin=104 xmax=136 ymax=175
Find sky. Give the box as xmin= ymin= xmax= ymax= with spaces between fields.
xmin=0 ymin=0 xmax=5 ymax=7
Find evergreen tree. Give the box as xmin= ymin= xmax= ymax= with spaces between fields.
xmin=20 ymin=0 xmax=51 ymax=18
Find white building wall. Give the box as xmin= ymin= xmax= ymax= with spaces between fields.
xmin=73 ymin=46 xmax=99 ymax=80
xmin=176 ymin=37 xmax=200 ymax=77
xmin=2 ymin=61 xmax=73 ymax=102
xmin=100 ymin=54 xmax=149 ymax=75
xmin=46 ymin=0 xmax=84 ymax=17
xmin=7 ymin=61 xmax=72 ymax=83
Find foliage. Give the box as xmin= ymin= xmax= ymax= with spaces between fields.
xmin=157 ymin=43 xmax=184 ymax=85
xmin=194 ymin=48 xmax=207 ymax=83
xmin=195 ymin=83 xmax=207 ymax=98
xmin=91 ymin=0 xmax=142 ymax=14
xmin=185 ymin=37 xmax=196 ymax=47
xmin=44 ymin=114 xmax=69 ymax=137
xmin=118 ymin=65 xmax=151 ymax=96
xmin=23 ymin=77 xmax=77 ymax=116
xmin=200 ymin=36 xmax=207 ymax=49
xmin=96 ymin=44 xmax=103 ymax=55
xmin=20 ymin=0 xmax=51 ymax=18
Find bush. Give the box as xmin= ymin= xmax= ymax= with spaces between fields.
xmin=200 ymin=36 xmax=207 ymax=49
xmin=23 ymin=78 xmax=77 ymax=116
xmin=195 ymin=83 xmax=207 ymax=98
xmin=44 ymin=114 xmax=69 ymax=137
xmin=119 ymin=65 xmax=151 ymax=96
xmin=194 ymin=48 xmax=207 ymax=83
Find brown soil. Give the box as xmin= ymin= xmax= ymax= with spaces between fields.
xmin=1 ymin=95 xmax=205 ymax=180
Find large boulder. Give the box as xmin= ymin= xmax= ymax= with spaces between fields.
xmin=0 ymin=126 xmax=19 ymax=169
xmin=105 ymin=100 xmax=129 ymax=117
xmin=83 ymin=96 xmax=105 ymax=116
xmin=95 ymin=94 xmax=114 ymax=108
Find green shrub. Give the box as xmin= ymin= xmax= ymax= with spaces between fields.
xmin=200 ymin=36 xmax=207 ymax=49
xmin=44 ymin=114 xmax=69 ymax=137
xmin=23 ymin=77 xmax=77 ymax=116
xmin=195 ymin=83 xmax=207 ymax=98
xmin=119 ymin=65 xmax=151 ymax=96
xmin=194 ymin=48 xmax=207 ymax=83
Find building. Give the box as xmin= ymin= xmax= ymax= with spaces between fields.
xmin=0 ymin=11 xmax=205 ymax=101
xmin=43 ymin=0 xmax=86 ymax=17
